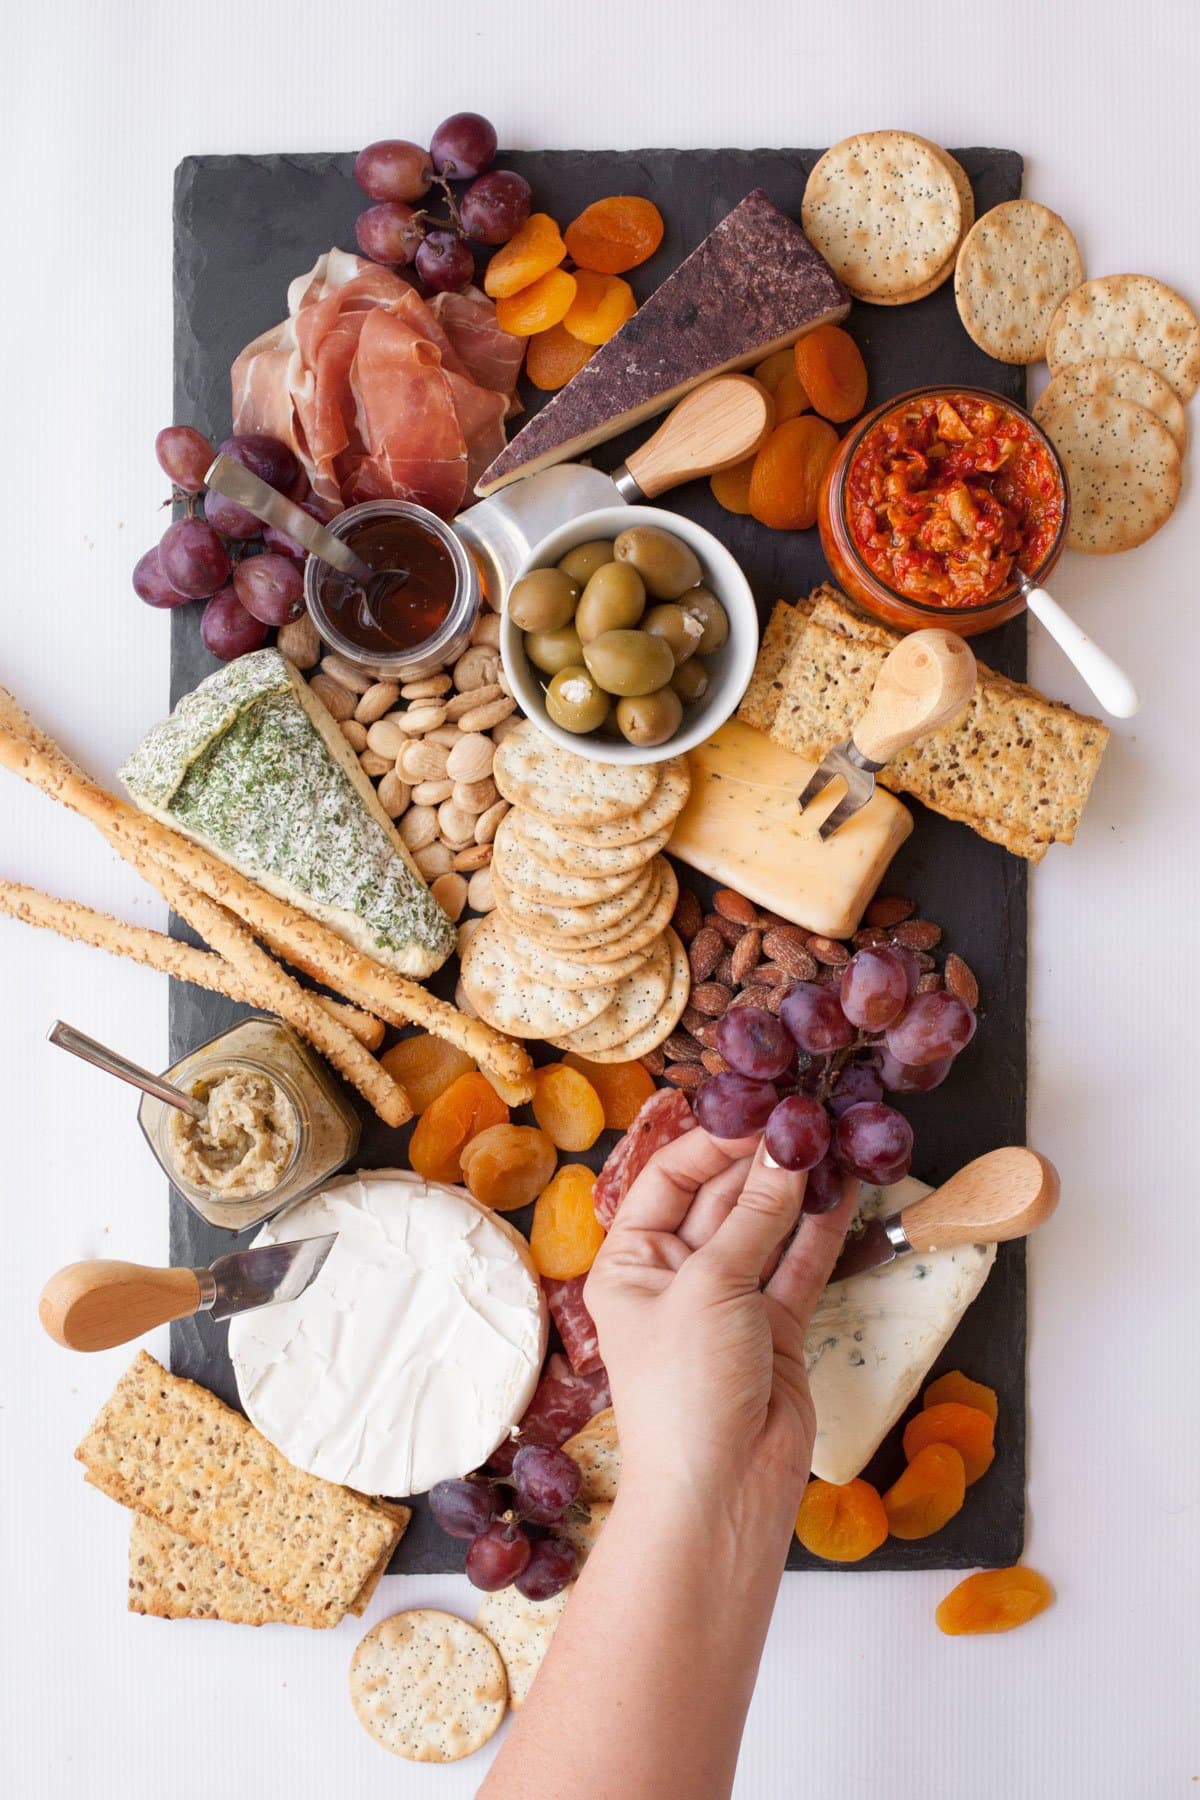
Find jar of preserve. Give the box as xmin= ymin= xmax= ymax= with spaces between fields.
xmin=304 ymin=499 xmax=481 ymax=679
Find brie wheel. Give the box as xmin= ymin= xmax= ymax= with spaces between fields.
xmin=229 ymin=1170 xmax=547 ymax=1497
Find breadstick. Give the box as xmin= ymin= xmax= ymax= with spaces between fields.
xmin=0 ymin=879 xmax=384 ymax=1050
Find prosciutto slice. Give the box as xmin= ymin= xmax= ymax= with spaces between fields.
xmin=431 ymin=287 xmax=527 ymax=396
xmin=489 ymin=1353 xmax=610 ymax=1475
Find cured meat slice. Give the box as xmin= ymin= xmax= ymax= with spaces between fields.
xmin=431 ymin=287 xmax=526 ymax=396
xmin=543 ymin=1275 xmax=602 ymax=1375
xmin=593 ymin=1089 xmax=696 ymax=1228
xmin=489 ymin=1353 xmax=610 ymax=1475
xmin=346 ymin=309 xmax=468 ymax=515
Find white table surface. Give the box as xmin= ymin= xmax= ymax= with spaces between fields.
xmin=3 ymin=2 xmax=1198 ymax=1794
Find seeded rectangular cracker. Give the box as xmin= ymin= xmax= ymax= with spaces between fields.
xmin=767 ymin=590 xmax=1108 ymax=861
xmin=735 ymin=598 xmax=812 ymax=732
xmin=77 ymin=1351 xmax=404 ymax=1625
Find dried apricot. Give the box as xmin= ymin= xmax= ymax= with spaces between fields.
xmin=563 ymin=271 xmax=637 ymax=346
xmin=531 ymin=1063 xmax=606 ymax=1151
xmin=753 ymin=348 xmax=799 ymax=394
xmin=748 ymin=416 xmax=840 ymax=530
xmin=924 ymin=1370 xmax=999 ymax=1424
xmin=380 ymin=1034 xmax=477 ymax=1115
xmin=935 ymin=1566 xmax=1054 ymax=1636
xmin=408 ymin=1071 xmax=510 ymax=1184
xmin=709 ymin=456 xmax=756 ymax=515
xmin=754 ymin=349 xmax=809 ymax=420
xmin=495 ymin=268 xmax=577 ymax=336
xmin=562 ymin=1053 xmax=656 ymax=1131
xmin=484 ymin=213 xmax=567 ymax=300
xmin=460 ymin=1123 xmax=558 ymax=1212
xmin=530 ymin=1165 xmax=605 ymax=1278
xmin=525 ymin=323 xmax=596 ymax=391
xmin=563 ymin=196 xmax=664 ymax=275
xmin=794 ymin=1478 xmax=888 ymax=1563
xmin=883 ymin=1443 xmax=966 ymax=1539
xmin=794 ymin=324 xmax=868 ymax=424
xmin=903 ymin=1402 xmax=995 ymax=1485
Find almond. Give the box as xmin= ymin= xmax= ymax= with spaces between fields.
xmin=688 ymin=927 xmax=724 ymax=983
xmin=430 ymin=871 xmax=468 ymax=922
xmin=309 ymin=673 xmax=357 ymax=722
xmin=713 ymin=888 xmax=757 ymax=926
xmin=444 ymin=683 xmax=504 ymax=722
xmin=680 ymin=1006 xmax=709 ymax=1037
xmin=663 ymin=1063 xmax=703 ymax=1092
xmin=467 ymin=866 xmax=495 ymax=912
xmin=437 ymin=801 xmax=477 ymax=848
xmin=400 ymin=673 xmax=452 ymax=700
xmin=276 ymin=613 xmax=320 ymax=669
xmin=340 ymin=719 xmax=369 ymax=752
xmin=700 ymin=1049 xmax=731 ymax=1076
xmin=366 ymin=717 xmax=408 ymax=761
xmin=320 ymin=653 xmax=374 ymax=695
xmin=474 ymin=799 xmax=509 ymax=845
xmin=729 ymin=984 xmax=777 ymax=1012
xmin=916 ymin=972 xmax=943 ymax=993
xmin=853 ymin=926 xmax=893 ymax=948
xmin=397 ymin=738 xmax=450 ymax=783
xmin=398 ymin=704 xmax=448 ymax=735
xmin=670 ymin=889 xmax=703 ymax=942
xmin=762 ymin=928 xmax=818 ymax=982
xmin=453 ymin=777 xmax=498 ymax=815
xmin=865 ymin=894 xmax=917 ymax=927
xmin=411 ymin=778 xmax=454 ymax=806
xmin=456 ymin=694 xmax=516 ymax=733
xmin=491 ymin=712 xmax=523 ymax=746
xmin=377 ymin=771 xmax=411 ymax=819
xmin=453 ymin=842 xmax=493 ymax=872
xmin=705 ymin=912 xmax=746 ymax=946
xmin=355 ymin=681 xmax=400 ymax=725
xmin=891 ymin=919 xmax=943 ymax=951
xmin=359 ymin=750 xmax=394 ymax=778
xmin=470 ymin=611 xmax=502 ymax=648
xmin=943 ymin=953 xmax=979 ymax=1008
xmin=640 ymin=1047 xmax=666 ymax=1077
xmin=731 ymin=928 xmax=764 ymax=984
xmin=453 ymin=645 xmax=501 ymax=691
xmin=755 ymin=963 xmax=792 ymax=988
xmin=805 ymin=934 xmax=851 ymax=967
xmin=714 ymin=951 xmax=735 ymax=986
xmin=413 ymin=840 xmax=453 ymax=879
xmin=662 ymin=1031 xmax=703 ymax=1063
xmin=446 ymin=733 xmax=495 ymax=784
xmin=690 ymin=982 xmax=734 ymax=1017
xmin=399 ymin=805 xmax=439 ymax=851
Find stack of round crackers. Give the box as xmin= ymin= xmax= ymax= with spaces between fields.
xmin=802 ymin=131 xmax=973 ymax=305
xmin=459 ymin=721 xmax=692 ymax=1061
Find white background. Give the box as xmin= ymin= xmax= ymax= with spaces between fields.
xmin=2 ymin=2 xmax=1198 ymax=1795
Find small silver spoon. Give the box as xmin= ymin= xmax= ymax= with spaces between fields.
xmin=47 ymin=1020 xmax=206 ymax=1120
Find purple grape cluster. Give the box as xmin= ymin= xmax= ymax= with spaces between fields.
xmin=429 ymin=1444 xmax=582 ymax=1600
xmin=353 ymin=114 xmax=532 ymax=295
xmin=694 ymin=943 xmax=978 ymax=1208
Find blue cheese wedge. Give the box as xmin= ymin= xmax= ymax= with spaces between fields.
xmin=119 ymin=649 xmax=455 ymax=977
xmin=806 ymin=1176 xmax=996 ymax=1484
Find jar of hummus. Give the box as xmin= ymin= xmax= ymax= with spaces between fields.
xmin=138 ymin=1016 xmax=360 ymax=1230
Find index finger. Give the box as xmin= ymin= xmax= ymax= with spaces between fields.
xmin=609 ymin=1127 xmax=763 ymax=1238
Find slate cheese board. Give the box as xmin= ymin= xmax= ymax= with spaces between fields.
xmin=169 ymin=146 xmax=1028 ymax=1573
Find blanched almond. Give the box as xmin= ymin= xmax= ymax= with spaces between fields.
xmin=340 ymin=718 xmax=369 ymax=752
xmin=377 ymin=771 xmax=411 ymax=818
xmin=470 ymin=611 xmax=501 ymax=647
xmin=430 ymin=871 xmax=468 ymax=922
xmin=452 ymin=777 xmax=497 ymax=814
xmin=456 ymin=694 xmax=516 ymax=733
xmin=355 ymin=681 xmax=400 ymax=724
xmin=413 ymin=840 xmax=453 ymax=879
xmin=444 ymin=683 xmax=503 ymax=721
xmin=453 ymin=842 xmax=493 ymax=871
xmin=467 ymin=866 xmax=495 ymax=912
xmin=446 ymin=733 xmax=494 ymax=784
xmin=276 ymin=613 xmax=321 ymax=668
xmin=453 ymin=645 xmax=500 ymax=691
xmin=411 ymin=778 xmax=454 ymax=806
xmin=401 ymin=673 xmax=452 ymax=700
xmin=366 ymin=717 xmax=407 ymax=760
xmin=320 ymin=653 xmax=374 ymax=694
xmin=437 ymin=801 xmax=477 ymax=848
xmin=309 ymin=673 xmax=357 ymax=722
xmin=397 ymin=738 xmax=449 ymax=782
xmin=359 ymin=749 xmax=393 ymax=778
xmin=398 ymin=704 xmax=448 ymax=734
xmin=473 ymin=799 xmax=508 ymax=844
xmin=399 ymin=805 xmax=439 ymax=851
xmin=491 ymin=713 xmax=522 ymax=746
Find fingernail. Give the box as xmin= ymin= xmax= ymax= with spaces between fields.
xmin=763 ymin=1147 xmax=781 ymax=1170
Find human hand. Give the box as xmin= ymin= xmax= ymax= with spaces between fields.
xmin=584 ymin=1131 xmax=858 ymax=1529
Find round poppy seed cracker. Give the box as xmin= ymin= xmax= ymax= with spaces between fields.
xmin=551 ymin=927 xmax=691 ymax=1062
xmin=349 ymin=1608 xmax=507 ymax=1762
xmin=1046 ymin=273 xmax=1200 ymax=401
xmin=491 ymin=811 xmax=646 ymax=905
xmin=489 ymin=857 xmax=655 ymax=936
xmin=517 ymin=807 xmax=672 ymax=877
xmin=955 ymin=201 xmax=1083 ymax=364
xmin=1033 ymin=356 xmax=1187 ymax=453
xmin=802 ymin=131 xmax=962 ymax=301
xmin=492 ymin=720 xmax=658 ymax=824
xmin=556 ymin=932 xmax=675 ymax=1054
xmin=498 ymin=917 xmax=658 ymax=990
xmin=460 ymin=914 xmax=617 ymax=1036
xmin=475 ymin=1586 xmax=571 ymax=1710
xmin=529 ymin=757 xmax=691 ymax=848
xmin=1037 ymin=394 xmax=1181 ymax=554
xmin=493 ymin=858 xmax=676 ymax=953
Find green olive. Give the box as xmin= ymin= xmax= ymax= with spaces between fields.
xmin=558 ymin=538 xmax=616 ymax=585
xmin=508 ymin=567 xmax=580 ymax=633
xmin=616 ymin=687 xmax=684 ymax=748
xmin=525 ymin=623 xmax=584 ymax=676
xmin=642 ymin=602 xmax=704 ymax=667
xmin=575 ymin=562 xmax=646 ymax=642
xmin=613 ymin=525 xmax=702 ymax=600
xmin=671 ymin=657 xmax=710 ymax=705
xmin=582 ymin=629 xmax=676 ymax=697
xmin=678 ymin=585 xmax=729 ymax=655
xmin=545 ymin=666 xmax=610 ymax=734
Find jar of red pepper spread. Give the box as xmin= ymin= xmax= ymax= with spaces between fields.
xmin=818 ymin=386 xmax=1069 ymax=636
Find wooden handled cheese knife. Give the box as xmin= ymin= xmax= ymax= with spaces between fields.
xmin=827 ymin=1147 xmax=1058 ymax=1283
xmin=37 ymin=1234 xmax=338 ymax=1352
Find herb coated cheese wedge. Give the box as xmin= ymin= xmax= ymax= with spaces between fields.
xmin=119 ymin=650 xmax=456 ymax=978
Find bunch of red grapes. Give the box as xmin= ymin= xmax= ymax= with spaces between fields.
xmin=430 ymin=1444 xmax=583 ymax=1599
xmin=695 ymin=945 xmax=978 ymax=1210
xmin=133 ymin=426 xmax=322 ymax=661
xmin=353 ymin=112 xmax=531 ymax=293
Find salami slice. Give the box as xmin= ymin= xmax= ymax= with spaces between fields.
xmin=544 ymin=1275 xmax=603 ymax=1375
xmin=593 ymin=1089 xmax=696 ymax=1227
xmin=489 ymin=1353 xmax=610 ymax=1475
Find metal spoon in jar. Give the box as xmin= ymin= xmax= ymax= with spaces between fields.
xmin=47 ymin=1020 xmax=206 ymax=1120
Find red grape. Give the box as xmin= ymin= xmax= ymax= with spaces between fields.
xmin=511 ymin=1445 xmax=581 ymax=1524
xmin=840 ymin=947 xmax=910 ymax=1030
xmin=159 ymin=518 xmax=230 ymax=598
xmin=803 ymin=1151 xmax=847 ymax=1215
xmin=828 ymin=1060 xmax=884 ymax=1116
xmin=715 ymin=1008 xmax=794 ymax=1082
xmin=834 ymin=1102 xmax=914 ymax=1185
xmin=878 ymin=1049 xmax=954 ymax=1093
xmin=429 ymin=1478 xmax=500 ymax=1540
xmin=779 ymin=983 xmax=853 ymax=1055
xmin=354 ymin=139 xmax=434 ymax=204
xmin=355 ymin=201 xmax=424 ymax=266
xmin=885 ymin=992 xmax=976 ymax=1067
xmin=233 ymin=553 xmax=305 ymax=625
xmin=133 ymin=547 xmax=190 ymax=609
xmin=216 ymin=433 xmax=299 ymax=494
xmin=764 ymin=1094 xmax=830 ymax=1172
xmin=430 ymin=113 xmax=498 ymax=181
xmin=155 ymin=425 xmax=214 ymax=493
xmin=261 ymin=524 xmax=306 ymax=561
xmin=200 ymin=587 xmax=269 ymax=661
xmin=465 ymin=1522 xmax=531 ymax=1591
xmin=893 ymin=945 xmax=923 ymax=997
xmin=694 ymin=1071 xmax=778 ymax=1139
xmin=515 ymin=1536 xmax=577 ymax=1602
xmin=460 ymin=169 xmax=531 ymax=245
xmin=203 ymin=488 xmax=261 ymax=542
xmin=415 ymin=228 xmax=475 ymax=294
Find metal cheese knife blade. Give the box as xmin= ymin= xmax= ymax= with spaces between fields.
xmin=797 ymin=629 xmax=977 ymax=839
xmin=826 ymin=1148 xmax=1058 ymax=1284
xmin=38 ymin=1234 xmax=338 ymax=1352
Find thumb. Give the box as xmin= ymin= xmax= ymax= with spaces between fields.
xmin=700 ymin=1140 xmax=806 ymax=1290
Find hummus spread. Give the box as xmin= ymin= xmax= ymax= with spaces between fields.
xmin=167 ymin=1068 xmax=297 ymax=1199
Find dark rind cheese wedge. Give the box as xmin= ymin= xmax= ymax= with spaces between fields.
xmin=476 ymin=189 xmax=850 ymax=495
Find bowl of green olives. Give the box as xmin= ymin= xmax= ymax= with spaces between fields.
xmin=500 ymin=507 xmax=759 ymax=763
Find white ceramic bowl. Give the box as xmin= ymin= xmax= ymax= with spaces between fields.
xmin=500 ymin=505 xmax=759 ymax=766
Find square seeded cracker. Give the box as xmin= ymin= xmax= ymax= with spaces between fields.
xmin=735 ymin=599 xmax=809 ymax=732
xmin=767 ymin=590 xmax=1108 ymax=861
xmin=78 ymin=1351 xmax=403 ymax=1626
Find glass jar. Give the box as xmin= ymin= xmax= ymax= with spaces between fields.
xmin=817 ymin=385 xmax=1070 ymax=638
xmin=138 ymin=1016 xmax=360 ymax=1231
xmin=304 ymin=498 xmax=481 ymax=680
